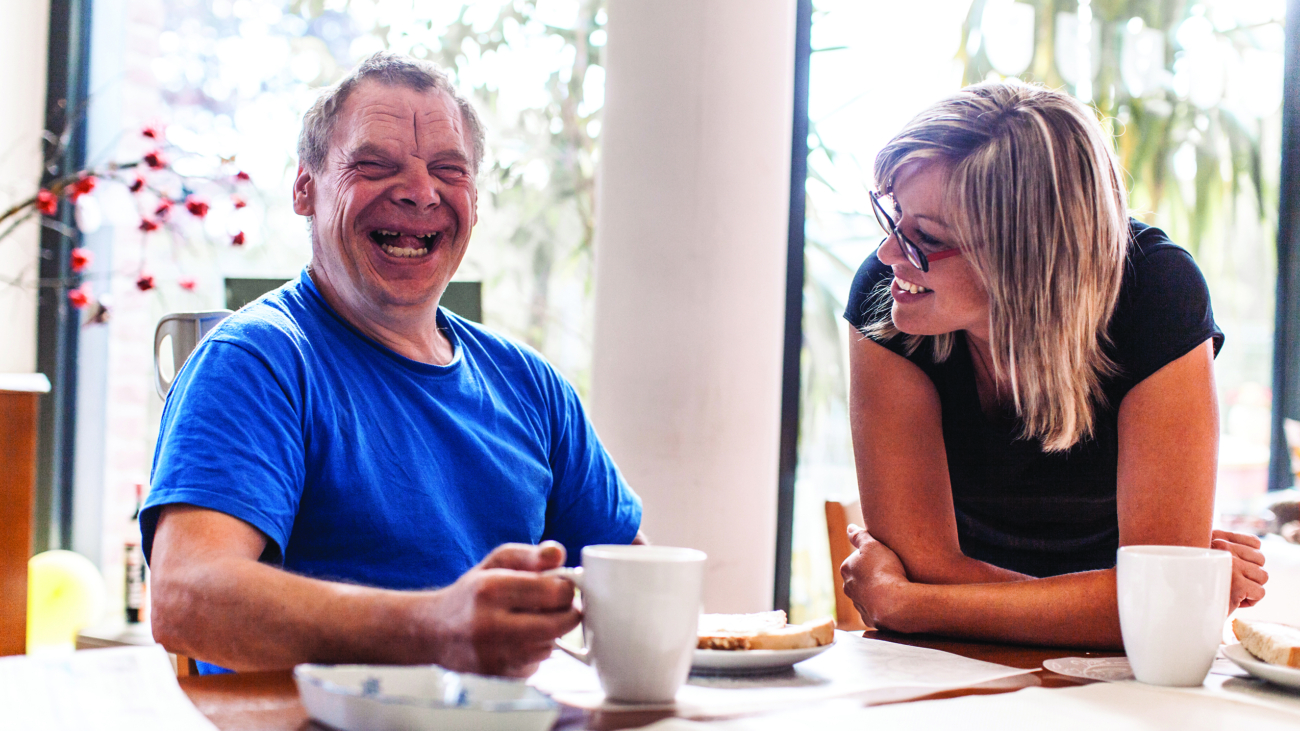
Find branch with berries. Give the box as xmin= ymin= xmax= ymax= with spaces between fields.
xmin=0 ymin=124 xmax=257 ymax=323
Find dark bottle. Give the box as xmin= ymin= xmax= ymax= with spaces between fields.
xmin=125 ymin=483 xmax=146 ymax=624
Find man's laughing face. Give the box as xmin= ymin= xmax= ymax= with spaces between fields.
xmin=294 ymin=80 xmax=477 ymax=320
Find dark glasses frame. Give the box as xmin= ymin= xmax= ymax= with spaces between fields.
xmin=869 ymin=190 xmax=961 ymax=272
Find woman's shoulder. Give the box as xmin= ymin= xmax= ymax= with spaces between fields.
xmin=1126 ymin=220 xmax=1196 ymax=269
xmin=1108 ymin=220 xmax=1224 ymax=388
xmin=1117 ymin=220 xmax=1214 ymax=320
xmin=843 ymin=244 xmax=892 ymax=330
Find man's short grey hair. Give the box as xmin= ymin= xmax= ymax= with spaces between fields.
xmin=297 ymin=51 xmax=486 ymax=174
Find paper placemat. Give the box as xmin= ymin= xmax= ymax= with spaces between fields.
xmin=638 ymin=679 xmax=1300 ymax=731
xmin=0 ymin=645 xmax=218 ymax=731
xmin=1169 ymin=671 xmax=1300 ymax=718
xmin=529 ymin=630 xmax=1033 ymax=717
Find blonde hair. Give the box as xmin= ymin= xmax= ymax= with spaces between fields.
xmin=866 ymin=81 xmax=1129 ymax=452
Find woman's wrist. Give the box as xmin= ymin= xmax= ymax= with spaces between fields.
xmin=877 ymin=579 xmax=931 ymax=634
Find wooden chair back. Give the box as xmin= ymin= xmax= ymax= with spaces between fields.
xmin=824 ymin=499 xmax=869 ymax=631
xmin=1 ymin=380 xmax=45 ymax=656
xmin=175 ymin=654 xmax=199 ymax=677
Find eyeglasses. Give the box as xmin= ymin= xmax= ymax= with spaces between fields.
xmin=869 ymin=190 xmax=961 ymax=272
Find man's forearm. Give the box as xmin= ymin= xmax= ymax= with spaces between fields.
xmin=152 ymin=556 xmax=437 ymax=671
xmin=888 ymin=568 xmax=1122 ymax=649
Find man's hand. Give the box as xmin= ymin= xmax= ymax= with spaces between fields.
xmin=423 ymin=541 xmax=580 ymax=678
xmin=840 ymin=525 xmax=913 ymax=632
xmin=1211 ymin=529 xmax=1268 ymax=611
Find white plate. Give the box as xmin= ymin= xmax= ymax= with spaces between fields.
xmin=1223 ymin=643 xmax=1300 ymax=690
xmin=690 ymin=639 xmax=835 ymax=676
xmin=294 ymin=663 xmax=559 ymax=731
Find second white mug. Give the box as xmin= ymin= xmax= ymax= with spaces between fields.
xmin=1117 ymin=545 xmax=1232 ymax=686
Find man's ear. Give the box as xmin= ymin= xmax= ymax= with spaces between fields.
xmin=470 ymin=182 xmax=479 ymax=229
xmin=292 ymin=164 xmax=315 ymax=216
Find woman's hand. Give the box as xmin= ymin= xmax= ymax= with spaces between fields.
xmin=1211 ymin=529 xmax=1268 ymax=611
xmin=840 ymin=525 xmax=913 ymax=631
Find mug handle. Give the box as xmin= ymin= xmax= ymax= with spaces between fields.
xmin=544 ymin=567 xmax=590 ymax=664
xmin=154 ymin=315 xmax=182 ymax=400
xmin=153 ymin=311 xmax=232 ymax=400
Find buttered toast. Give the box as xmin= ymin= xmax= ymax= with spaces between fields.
xmin=698 ymin=610 xmax=835 ymax=651
xmin=1233 ymin=618 xmax=1300 ymax=668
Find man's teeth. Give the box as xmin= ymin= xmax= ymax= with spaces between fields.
xmin=381 ymin=243 xmax=431 ymax=257
xmin=374 ymin=230 xmax=436 ymax=257
xmin=895 ymin=277 xmax=931 ymax=295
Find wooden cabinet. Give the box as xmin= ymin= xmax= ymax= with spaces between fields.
xmin=0 ymin=374 xmax=49 ymax=656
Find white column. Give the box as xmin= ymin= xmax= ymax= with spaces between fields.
xmin=0 ymin=1 xmax=51 ymax=374
xmin=591 ymin=0 xmax=796 ymax=613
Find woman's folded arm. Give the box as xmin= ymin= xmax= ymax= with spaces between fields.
xmin=843 ymin=338 xmax=1265 ymax=647
xmin=847 ymin=332 xmax=1028 ymax=587
xmin=842 ymin=523 xmax=1122 ymax=648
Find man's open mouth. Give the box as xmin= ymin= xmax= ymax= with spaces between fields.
xmin=368 ymin=229 xmax=441 ymax=258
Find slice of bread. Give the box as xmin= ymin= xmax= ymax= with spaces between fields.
xmin=1233 ymin=618 xmax=1300 ymax=668
xmin=697 ymin=611 xmax=835 ymax=651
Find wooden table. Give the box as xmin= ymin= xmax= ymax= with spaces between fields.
xmin=178 ymin=632 xmax=1120 ymax=730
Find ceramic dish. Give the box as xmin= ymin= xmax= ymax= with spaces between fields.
xmin=294 ymin=663 xmax=560 ymax=731
xmin=690 ymin=639 xmax=835 ymax=676
xmin=1222 ymin=643 xmax=1300 ymax=691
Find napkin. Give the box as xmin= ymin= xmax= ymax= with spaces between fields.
xmin=530 ymin=630 xmax=1033 ymax=717
xmin=640 ymin=680 xmax=1300 ymax=731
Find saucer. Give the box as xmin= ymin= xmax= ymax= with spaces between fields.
xmin=690 ymin=639 xmax=834 ymax=676
xmin=1223 ymin=643 xmax=1300 ymax=691
xmin=294 ymin=663 xmax=559 ymax=731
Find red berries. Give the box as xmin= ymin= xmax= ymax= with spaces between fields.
xmin=70 ymin=248 xmax=92 ymax=273
xmin=68 ymin=284 xmax=91 ymax=309
xmin=70 ymin=176 xmax=96 ymax=201
xmin=36 ymin=189 xmax=58 ymax=215
xmin=185 ymin=196 xmax=210 ymax=218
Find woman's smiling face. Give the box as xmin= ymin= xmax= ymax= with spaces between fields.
xmin=878 ymin=162 xmax=990 ymax=341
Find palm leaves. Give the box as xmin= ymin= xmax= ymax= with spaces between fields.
xmin=958 ymin=0 xmax=1282 ymax=265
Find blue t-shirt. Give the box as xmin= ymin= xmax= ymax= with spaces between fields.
xmin=143 ymin=270 xmax=641 ymax=668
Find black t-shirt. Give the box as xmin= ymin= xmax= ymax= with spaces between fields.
xmin=842 ymin=221 xmax=1224 ymax=577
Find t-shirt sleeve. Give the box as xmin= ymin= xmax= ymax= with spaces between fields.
xmin=1111 ymin=243 xmax=1224 ymax=389
xmin=843 ymin=245 xmax=893 ymax=331
xmin=842 ymin=243 xmax=928 ymax=365
xmin=537 ymin=372 xmax=642 ymax=564
xmin=141 ymin=338 xmax=306 ymax=565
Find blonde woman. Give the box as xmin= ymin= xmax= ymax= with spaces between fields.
xmin=840 ymin=81 xmax=1267 ymax=648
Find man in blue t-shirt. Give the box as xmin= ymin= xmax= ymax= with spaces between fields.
xmin=143 ymin=53 xmax=643 ymax=678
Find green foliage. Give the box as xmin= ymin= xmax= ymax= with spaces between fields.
xmin=431 ymin=1 xmax=603 ymax=356
xmin=286 ymin=0 xmax=607 ymax=388
xmin=958 ymin=0 xmax=1281 ymax=261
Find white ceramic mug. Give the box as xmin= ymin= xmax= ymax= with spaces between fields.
xmin=548 ymin=545 xmax=705 ymax=704
xmin=154 ymin=310 xmax=232 ymax=399
xmin=1117 ymin=545 xmax=1232 ymax=686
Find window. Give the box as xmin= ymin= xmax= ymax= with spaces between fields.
xmin=63 ymin=0 xmax=607 ymax=618
xmin=791 ymin=0 xmax=1289 ymax=623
